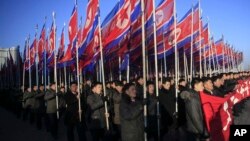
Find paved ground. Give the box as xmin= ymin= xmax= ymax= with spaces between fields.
xmin=0 ymin=107 xmax=68 ymax=141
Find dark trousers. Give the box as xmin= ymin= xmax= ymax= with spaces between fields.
xmin=114 ymin=124 xmax=121 ymax=141
xmin=187 ymin=132 xmax=201 ymax=141
xmin=90 ymin=128 xmax=105 ymax=141
xmin=35 ymin=111 xmax=45 ymax=130
xmin=22 ymin=108 xmax=29 ymax=121
xmin=29 ymin=109 xmax=35 ymax=124
xmin=47 ymin=113 xmax=58 ymax=138
xmin=66 ymin=122 xmax=86 ymax=141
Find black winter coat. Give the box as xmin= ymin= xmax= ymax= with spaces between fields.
xmin=64 ymin=91 xmax=80 ymax=126
xmin=86 ymin=93 xmax=105 ymax=129
xmin=120 ymin=98 xmax=144 ymax=141
xmin=180 ymin=89 xmax=209 ymax=137
xmin=159 ymin=88 xmax=177 ymax=130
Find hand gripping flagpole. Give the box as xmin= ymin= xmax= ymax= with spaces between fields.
xmin=53 ymin=12 xmax=59 ymax=119
xmin=97 ymin=0 xmax=109 ymax=130
xmin=152 ymin=0 xmax=160 ymax=139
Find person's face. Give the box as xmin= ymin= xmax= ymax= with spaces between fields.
xmin=158 ymin=81 xmax=162 ymax=89
xmin=170 ymin=80 xmax=174 ymax=85
xmin=138 ymin=78 xmax=144 ymax=85
xmin=123 ymin=81 xmax=127 ymax=85
xmin=111 ymin=83 xmax=116 ymax=88
xmin=116 ymin=86 xmax=123 ymax=93
xmin=214 ymin=79 xmax=221 ymax=87
xmin=126 ymin=85 xmax=137 ymax=98
xmin=195 ymin=82 xmax=204 ymax=92
xmin=50 ymin=84 xmax=56 ymax=91
xmin=33 ymin=86 xmax=38 ymax=91
xmin=93 ymin=84 xmax=103 ymax=95
xmin=147 ymin=84 xmax=155 ymax=95
xmin=70 ymin=84 xmax=77 ymax=93
xmin=27 ymin=88 xmax=31 ymax=92
xmin=204 ymin=80 xmax=213 ymax=91
xmin=230 ymin=74 xmax=234 ymax=79
xmin=162 ymin=82 xmax=171 ymax=90
xmin=86 ymin=80 xmax=91 ymax=85
xmin=106 ymin=83 xmax=111 ymax=88
xmin=40 ymin=86 xmax=44 ymax=91
xmin=60 ymin=88 xmax=65 ymax=93
xmin=180 ymin=81 xmax=187 ymax=87
xmin=220 ymin=78 xmax=225 ymax=85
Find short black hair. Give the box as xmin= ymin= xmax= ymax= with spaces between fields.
xmin=91 ymin=82 xmax=102 ymax=89
xmin=179 ymin=79 xmax=185 ymax=84
xmin=136 ymin=76 xmax=143 ymax=81
xmin=70 ymin=81 xmax=77 ymax=86
xmin=115 ymin=81 xmax=123 ymax=87
xmin=146 ymin=81 xmax=154 ymax=87
xmin=162 ymin=77 xmax=171 ymax=84
xmin=50 ymin=82 xmax=56 ymax=87
xmin=122 ymin=83 xmax=135 ymax=94
xmin=191 ymin=78 xmax=203 ymax=89
xmin=211 ymin=76 xmax=220 ymax=83
xmin=202 ymin=77 xmax=212 ymax=83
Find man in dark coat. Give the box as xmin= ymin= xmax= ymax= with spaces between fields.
xmin=120 ymin=83 xmax=144 ymax=141
xmin=136 ymin=76 xmax=144 ymax=101
xmin=180 ymin=78 xmax=209 ymax=141
xmin=146 ymin=81 xmax=158 ymax=141
xmin=64 ymin=81 xmax=86 ymax=141
xmin=159 ymin=78 xmax=177 ymax=140
xmin=203 ymin=77 xmax=214 ymax=95
xmin=112 ymin=81 xmax=123 ymax=140
xmin=212 ymin=76 xmax=225 ymax=97
xmin=87 ymin=82 xmax=108 ymax=141
xmin=34 ymin=84 xmax=46 ymax=130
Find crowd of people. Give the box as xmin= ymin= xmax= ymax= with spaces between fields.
xmin=1 ymin=71 xmax=250 ymax=141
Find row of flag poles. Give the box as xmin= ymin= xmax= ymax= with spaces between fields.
xmin=0 ymin=0 xmax=244 ymax=140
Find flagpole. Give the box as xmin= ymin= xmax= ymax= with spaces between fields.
xmin=211 ymin=39 xmax=216 ymax=73
xmin=207 ymin=18 xmax=212 ymax=77
xmin=152 ymin=0 xmax=160 ymax=138
xmin=35 ymin=25 xmax=39 ymax=88
xmin=52 ymin=12 xmax=59 ymax=119
xmin=64 ymin=63 xmax=67 ymax=92
xmin=23 ymin=39 xmax=27 ymax=92
xmin=97 ymin=1 xmax=109 ymax=130
xmin=126 ymin=54 xmax=130 ymax=83
xmin=190 ymin=4 xmax=194 ymax=85
xmin=222 ymin=35 xmax=225 ymax=73
xmin=198 ymin=0 xmax=202 ymax=78
xmin=163 ymin=32 xmax=167 ymax=77
xmin=140 ymin=0 xmax=147 ymax=140
xmin=28 ymin=35 xmax=32 ymax=90
xmin=119 ymin=56 xmax=122 ymax=81
xmin=80 ymin=68 xmax=83 ymax=94
xmin=174 ymin=0 xmax=178 ymax=116
xmin=76 ymin=40 xmax=82 ymax=121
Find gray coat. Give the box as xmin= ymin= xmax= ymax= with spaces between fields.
xmin=23 ymin=91 xmax=35 ymax=109
xmin=181 ymin=89 xmax=208 ymax=136
xmin=120 ymin=98 xmax=144 ymax=141
xmin=112 ymin=90 xmax=122 ymax=125
xmin=44 ymin=89 xmax=57 ymax=114
xmin=87 ymin=93 xmax=105 ymax=129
